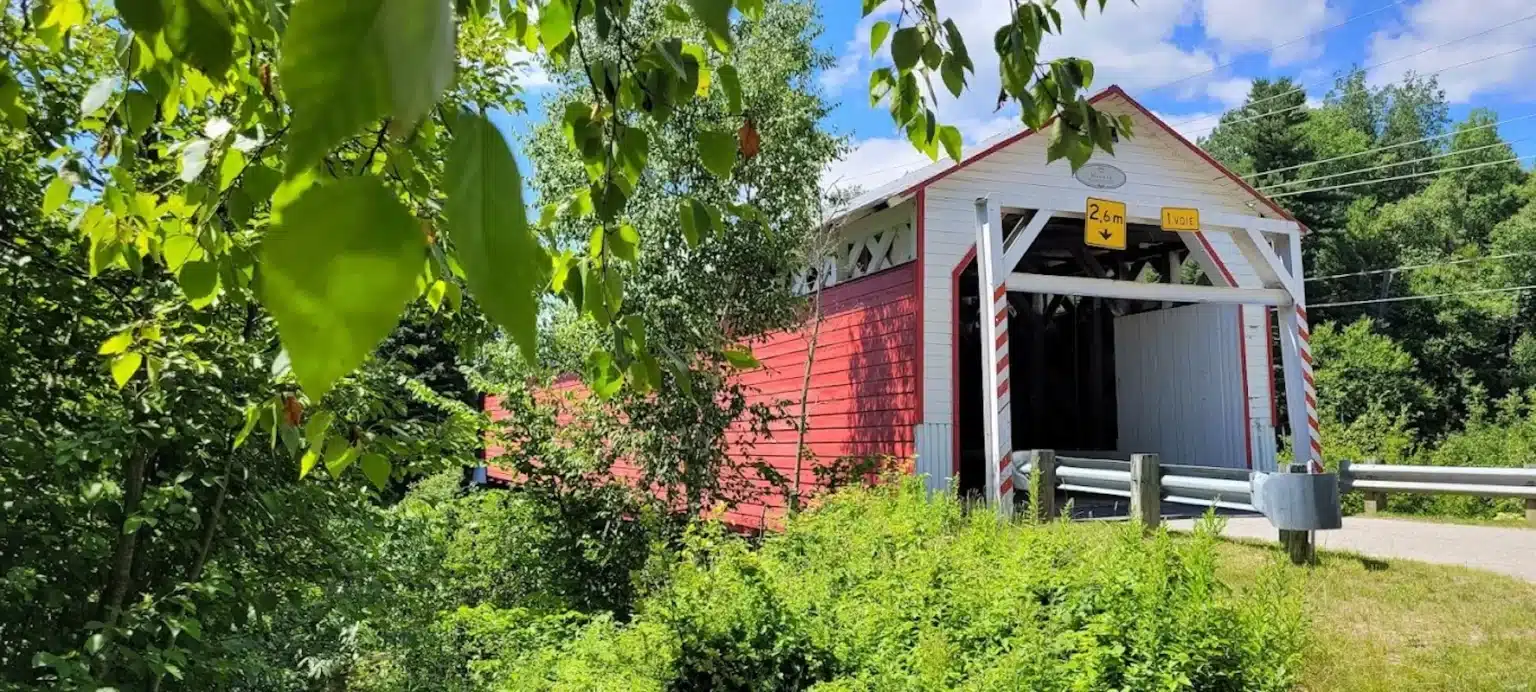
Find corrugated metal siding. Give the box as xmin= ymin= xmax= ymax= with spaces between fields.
xmin=1113 ymin=304 xmax=1247 ymax=468
xmin=913 ymin=422 xmax=954 ymax=493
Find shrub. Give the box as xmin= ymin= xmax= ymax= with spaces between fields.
xmin=480 ymin=479 xmax=1306 ymax=691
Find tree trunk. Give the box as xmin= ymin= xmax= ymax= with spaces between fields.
xmin=98 ymin=452 xmax=149 ymax=625
xmin=791 ymin=272 xmax=827 ymax=513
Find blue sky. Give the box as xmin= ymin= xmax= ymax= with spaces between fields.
xmin=501 ymin=0 xmax=1536 ymax=196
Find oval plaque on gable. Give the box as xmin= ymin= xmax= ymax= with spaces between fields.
xmin=1073 ymin=162 xmax=1126 ymax=190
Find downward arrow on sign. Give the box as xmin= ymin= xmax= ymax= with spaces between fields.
xmin=1100 ymin=230 xmax=1113 ymax=239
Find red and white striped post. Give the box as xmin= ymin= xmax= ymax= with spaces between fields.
xmin=975 ymin=198 xmax=1014 ymax=515
xmin=1276 ymin=233 xmax=1323 ymax=474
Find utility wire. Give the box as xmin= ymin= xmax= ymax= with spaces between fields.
xmin=1311 ymin=284 xmax=1536 ymax=308
xmin=1307 ymin=252 xmax=1536 ymax=282
xmin=1169 ymin=11 xmax=1536 ymax=130
xmin=1141 ymin=0 xmax=1412 ymax=96
xmin=1244 ymin=112 xmax=1536 ymax=180
xmin=1178 ymin=41 xmax=1536 ymax=139
xmin=1258 ymin=137 xmax=1532 ymax=191
xmin=1266 ymin=153 xmax=1536 ymax=199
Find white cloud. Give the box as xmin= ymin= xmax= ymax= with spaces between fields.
xmin=822 ymin=115 xmax=1026 ymax=196
xmin=1363 ymin=0 xmax=1536 ymax=102
xmin=1152 ymin=109 xmax=1224 ymax=142
xmin=1206 ymin=77 xmax=1252 ymax=108
xmin=504 ymin=49 xmax=553 ymax=89
xmin=818 ymin=2 xmax=898 ymax=92
xmin=1201 ymin=0 xmax=1335 ymax=66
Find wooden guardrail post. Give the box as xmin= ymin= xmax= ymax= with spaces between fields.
xmin=1130 ymin=453 xmax=1160 ymax=531
xmin=1030 ymin=450 xmax=1057 ymax=521
xmin=1526 ymin=465 xmax=1535 ymax=526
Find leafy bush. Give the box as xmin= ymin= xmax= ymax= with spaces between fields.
xmin=466 ymin=479 xmax=1305 ymax=691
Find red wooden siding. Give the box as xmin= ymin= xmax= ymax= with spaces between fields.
xmin=726 ymin=263 xmax=920 ymax=527
xmin=482 ymin=263 xmax=920 ymax=530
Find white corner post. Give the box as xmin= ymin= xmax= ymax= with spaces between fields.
xmin=1273 ymin=231 xmax=1323 ymax=473
xmin=975 ymin=198 xmax=1014 ymax=515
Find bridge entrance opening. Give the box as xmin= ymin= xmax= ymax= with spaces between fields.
xmin=957 ymin=213 xmax=1199 ymax=496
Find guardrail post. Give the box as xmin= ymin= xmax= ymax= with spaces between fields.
xmin=1029 ymin=450 xmax=1057 ymax=521
xmin=1130 ymin=453 xmax=1160 ymax=531
xmin=1527 ymin=465 xmax=1535 ymax=526
xmin=1363 ymin=491 xmax=1388 ymax=515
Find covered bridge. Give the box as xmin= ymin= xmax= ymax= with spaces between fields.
xmin=488 ymin=86 xmax=1319 ymax=527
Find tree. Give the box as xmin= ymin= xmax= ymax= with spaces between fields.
xmin=516 ymin=0 xmax=843 ymax=515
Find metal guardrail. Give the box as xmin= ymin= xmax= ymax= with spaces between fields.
xmin=1342 ymin=461 xmax=1536 ymax=500
xmin=1012 ymin=452 xmax=1536 ymax=526
xmin=1012 ymin=452 xmax=1256 ymax=517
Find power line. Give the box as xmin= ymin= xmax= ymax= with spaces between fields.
xmin=1170 ymin=11 xmax=1536 ymax=130
xmin=1179 ymin=40 xmax=1536 ymax=139
xmin=1307 ymin=252 xmax=1536 ymax=282
xmin=1258 ymin=137 xmax=1532 ymax=191
xmin=1311 ymin=284 xmax=1536 ymax=309
xmin=1142 ymin=0 xmax=1412 ymax=96
xmin=1244 ymin=112 xmax=1536 ymax=180
xmin=1266 ymin=153 xmax=1536 ymax=199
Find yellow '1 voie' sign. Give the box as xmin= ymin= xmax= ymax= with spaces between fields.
xmin=1085 ymin=197 xmax=1127 ymax=250
xmin=1161 ymin=207 xmax=1201 ymax=232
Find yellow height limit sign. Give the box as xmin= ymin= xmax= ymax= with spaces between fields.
xmin=1085 ymin=197 xmax=1126 ymax=250
xmin=1161 ymin=207 xmax=1201 ymax=232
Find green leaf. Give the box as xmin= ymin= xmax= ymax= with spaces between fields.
xmin=698 ymin=129 xmax=737 ymax=179
xmin=234 ymin=405 xmax=260 ymax=449
xmin=610 ymin=222 xmax=640 ymax=261
xmin=735 ymin=0 xmax=763 ymax=21
xmin=679 ymin=198 xmax=701 ymax=247
xmin=444 ymin=111 xmax=545 ymax=362
xmin=0 ymin=66 xmax=27 ymax=128
xmin=868 ymin=67 xmax=893 ymax=106
xmin=717 ymin=64 xmax=742 ymax=116
xmin=114 ymin=0 xmax=165 ymax=34
xmin=299 ymin=448 xmax=320 ymax=479
xmin=178 ymin=260 xmax=219 ymax=308
xmin=869 ymin=20 xmax=891 ymax=56
xmin=890 ymin=27 xmax=921 ymax=71
xmin=85 ymin=632 xmax=106 ymax=655
xmin=164 ymin=0 xmax=234 ymax=79
xmin=938 ymin=124 xmax=962 ymax=163
xmin=161 ymin=234 xmax=203 ymax=272
xmin=281 ymin=0 xmax=455 ymax=175
xmin=615 ymin=126 xmax=650 ymax=193
xmin=686 ymin=0 xmax=733 ymax=53
xmin=304 ymin=410 xmax=334 ymax=449
xmin=262 ymin=177 xmax=424 ymax=398
xmin=122 ymin=89 xmax=155 ymax=135
xmin=360 ymin=453 xmax=391 ymax=490
xmin=940 ymin=54 xmax=965 ymax=98
xmin=98 ymin=330 xmax=133 ymax=355
xmin=110 ymin=352 xmax=143 ymax=389
xmin=426 ymin=280 xmax=447 ymax=311
xmin=663 ymin=3 xmax=689 ymax=22
xmin=42 ymin=176 xmax=71 ymax=215
xmin=539 ymin=0 xmax=573 ymax=48
xmin=218 ymin=149 xmax=245 ymax=191
xmin=323 ymin=437 xmax=359 ymax=478
xmin=723 ymin=346 xmax=759 ymax=369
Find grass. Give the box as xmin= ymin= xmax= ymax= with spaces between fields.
xmin=1363 ymin=511 xmax=1534 ymax=530
xmin=1211 ymin=538 xmax=1536 ymax=691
